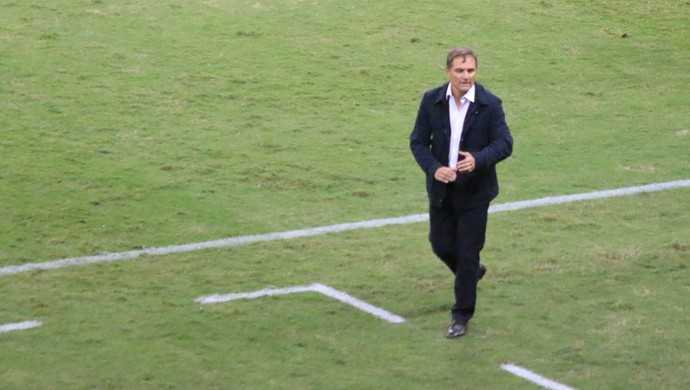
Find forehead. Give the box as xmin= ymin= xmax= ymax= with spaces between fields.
xmin=449 ymin=55 xmax=476 ymax=69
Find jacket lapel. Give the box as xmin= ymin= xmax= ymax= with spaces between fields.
xmin=463 ymin=102 xmax=480 ymax=131
xmin=463 ymin=83 xmax=486 ymax=133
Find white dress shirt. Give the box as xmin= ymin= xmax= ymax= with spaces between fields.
xmin=446 ymin=83 xmax=475 ymax=169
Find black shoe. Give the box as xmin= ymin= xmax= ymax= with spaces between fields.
xmin=445 ymin=320 xmax=468 ymax=339
xmin=478 ymin=264 xmax=487 ymax=280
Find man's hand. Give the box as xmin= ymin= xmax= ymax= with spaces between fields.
xmin=456 ymin=151 xmax=476 ymax=173
xmin=434 ymin=166 xmax=457 ymax=183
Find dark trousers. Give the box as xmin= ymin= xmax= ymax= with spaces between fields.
xmin=429 ymin=192 xmax=489 ymax=323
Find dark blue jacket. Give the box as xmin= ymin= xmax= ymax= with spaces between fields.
xmin=410 ymin=82 xmax=513 ymax=208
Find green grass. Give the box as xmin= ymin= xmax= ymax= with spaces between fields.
xmin=1 ymin=0 xmax=689 ymax=389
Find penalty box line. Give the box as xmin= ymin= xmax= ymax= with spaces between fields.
xmin=1 ymin=179 xmax=689 ymax=277
xmin=196 ymin=283 xmax=406 ymax=324
xmin=502 ymin=363 xmax=577 ymax=390
xmin=0 ymin=320 xmax=43 ymax=334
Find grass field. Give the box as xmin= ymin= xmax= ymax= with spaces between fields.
xmin=1 ymin=0 xmax=689 ymax=389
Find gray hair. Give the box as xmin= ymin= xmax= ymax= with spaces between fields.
xmin=446 ymin=47 xmax=478 ymax=69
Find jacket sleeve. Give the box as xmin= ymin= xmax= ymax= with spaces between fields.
xmin=472 ymin=98 xmax=513 ymax=170
xmin=410 ymin=92 xmax=443 ymax=177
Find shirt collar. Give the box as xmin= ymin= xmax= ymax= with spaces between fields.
xmin=445 ymin=83 xmax=476 ymax=103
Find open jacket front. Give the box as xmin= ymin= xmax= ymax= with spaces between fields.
xmin=410 ymin=82 xmax=513 ymax=209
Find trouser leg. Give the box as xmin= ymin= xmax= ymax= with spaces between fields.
xmin=429 ymin=194 xmax=490 ymax=322
xmin=428 ymin=198 xmax=458 ymax=274
xmin=451 ymin=204 xmax=489 ymax=322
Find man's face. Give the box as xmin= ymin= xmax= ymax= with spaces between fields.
xmin=446 ymin=55 xmax=476 ymax=96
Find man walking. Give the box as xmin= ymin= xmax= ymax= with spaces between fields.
xmin=410 ymin=47 xmax=513 ymax=338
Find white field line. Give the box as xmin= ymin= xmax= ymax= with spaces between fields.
xmin=310 ymin=283 xmax=406 ymax=323
xmin=1 ymin=179 xmax=688 ymax=278
xmin=0 ymin=320 xmax=43 ymax=334
xmin=195 ymin=285 xmax=316 ymax=303
xmin=501 ymin=363 xmax=577 ymax=390
xmin=195 ymin=283 xmax=406 ymax=323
